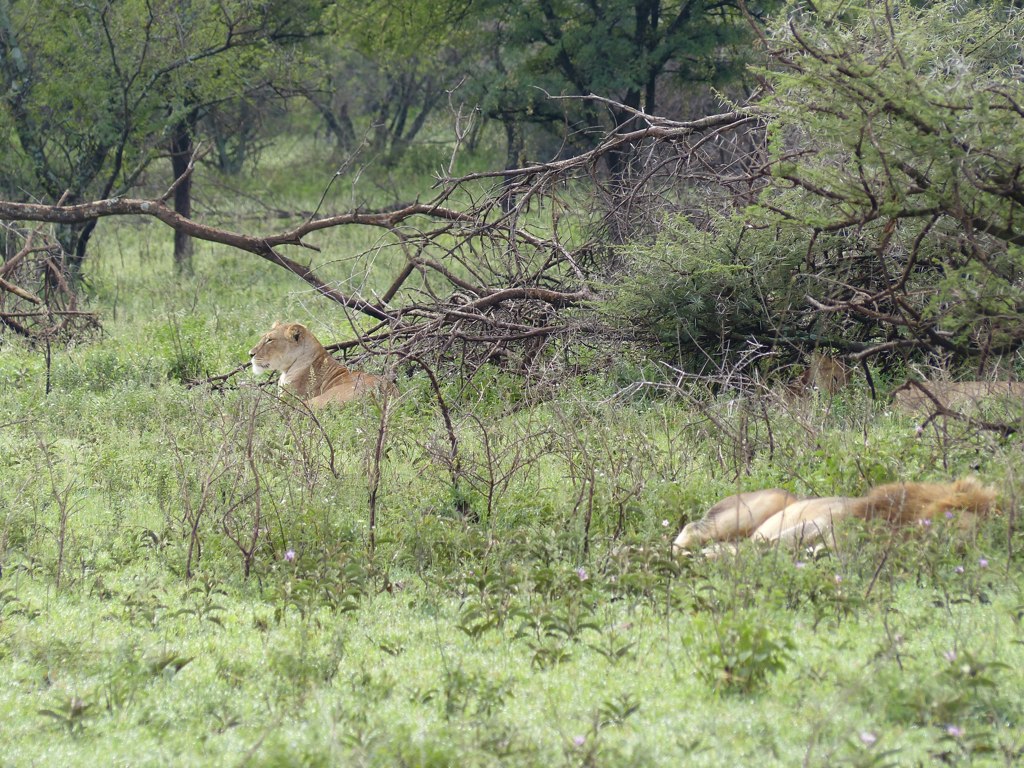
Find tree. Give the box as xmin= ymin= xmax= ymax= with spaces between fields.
xmin=0 ymin=0 xmax=322 ymax=274
xmin=611 ymin=0 xmax=1024 ymax=373
xmin=470 ymin=0 xmax=771 ymax=173
xmin=294 ymin=1 xmax=479 ymax=166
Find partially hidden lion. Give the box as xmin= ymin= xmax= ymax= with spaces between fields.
xmin=673 ymin=478 xmax=996 ymax=555
xmin=892 ymin=380 xmax=1024 ymax=414
xmin=671 ymin=489 xmax=800 ymax=551
xmin=249 ymin=321 xmax=397 ymax=407
xmin=789 ymin=352 xmax=850 ymax=397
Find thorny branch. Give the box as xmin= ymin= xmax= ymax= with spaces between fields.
xmin=0 ymin=96 xmax=762 ymax=384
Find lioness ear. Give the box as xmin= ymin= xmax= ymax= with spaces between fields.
xmin=290 ymin=325 xmax=302 ymax=341
xmin=271 ymin=320 xmax=281 ymax=329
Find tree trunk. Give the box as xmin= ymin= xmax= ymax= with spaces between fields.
xmin=501 ymin=116 xmax=525 ymax=212
xmin=309 ymin=95 xmax=356 ymax=155
xmin=170 ymin=118 xmax=195 ymax=275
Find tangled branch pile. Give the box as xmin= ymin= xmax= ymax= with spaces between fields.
xmin=0 ymin=222 xmax=99 ymax=345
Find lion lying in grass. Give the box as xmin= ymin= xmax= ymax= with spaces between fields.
xmin=892 ymin=380 xmax=1024 ymax=413
xmin=673 ymin=478 xmax=997 ymax=555
xmin=249 ymin=321 xmax=397 ymax=407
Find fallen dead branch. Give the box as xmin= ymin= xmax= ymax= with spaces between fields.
xmin=1 ymin=99 xmax=760 ymax=386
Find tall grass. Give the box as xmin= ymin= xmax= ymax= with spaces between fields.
xmin=1 ymin=157 xmax=1022 ymax=766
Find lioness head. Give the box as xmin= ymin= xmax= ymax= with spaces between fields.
xmin=248 ymin=321 xmax=318 ymax=375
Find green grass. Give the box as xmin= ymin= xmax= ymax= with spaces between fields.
xmin=1 ymin=518 xmax=1021 ymax=766
xmin=2 ymin=167 xmax=1024 ymax=766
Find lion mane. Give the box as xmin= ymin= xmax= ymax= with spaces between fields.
xmin=249 ymin=321 xmax=396 ymax=407
xmin=673 ymin=478 xmax=996 ymax=555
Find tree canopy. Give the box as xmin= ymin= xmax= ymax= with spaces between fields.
xmin=0 ymin=0 xmax=321 ymax=269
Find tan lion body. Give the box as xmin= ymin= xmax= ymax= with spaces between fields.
xmin=892 ymin=380 xmax=1024 ymax=414
xmin=676 ymin=479 xmax=996 ymax=554
xmin=249 ymin=322 xmax=396 ymax=407
xmin=672 ymin=489 xmax=799 ymax=553
xmin=752 ymin=496 xmax=855 ymax=546
xmin=791 ymin=352 xmax=850 ymax=396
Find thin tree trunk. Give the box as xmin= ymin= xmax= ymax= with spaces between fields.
xmin=501 ymin=116 xmax=524 ymax=212
xmin=170 ymin=118 xmax=195 ymax=274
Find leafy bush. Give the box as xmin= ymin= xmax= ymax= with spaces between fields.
xmin=607 ymin=1 xmax=1024 ymax=373
xmin=693 ymin=610 xmax=794 ymax=693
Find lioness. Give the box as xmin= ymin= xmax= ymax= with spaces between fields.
xmin=790 ymin=352 xmax=850 ymax=396
xmin=249 ymin=321 xmax=396 ymax=407
xmin=671 ymin=488 xmax=799 ymax=553
xmin=892 ymin=380 xmax=1024 ymax=413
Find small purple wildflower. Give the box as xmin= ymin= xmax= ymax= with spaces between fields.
xmin=834 ymin=574 xmax=843 ymax=585
xmin=978 ymin=557 xmax=989 ymax=569
xmin=919 ymin=518 xmax=932 ymax=528
xmin=794 ymin=561 xmax=806 ymax=569
xmin=284 ymin=549 xmax=296 ymax=562
xmin=954 ymin=565 xmax=965 ymax=575
xmin=573 ymin=735 xmax=586 ymax=747
xmin=945 ymin=510 xmax=955 ymax=520
xmin=946 ymin=725 xmax=964 ymax=739
xmin=858 ymin=731 xmax=877 ymax=747
xmin=943 ymin=650 xmax=957 ymax=663
xmin=576 ymin=567 xmax=589 ymax=582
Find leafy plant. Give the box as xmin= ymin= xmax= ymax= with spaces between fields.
xmin=171 ymin=576 xmax=228 ymax=627
xmin=695 ymin=611 xmax=794 ymax=694
xmin=38 ymin=695 xmax=93 ymax=734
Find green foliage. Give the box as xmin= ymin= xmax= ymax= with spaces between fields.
xmin=154 ymin=315 xmax=209 ymax=384
xmin=607 ymin=212 xmax=804 ymax=364
xmin=475 ymin=0 xmax=766 ymax=131
xmin=609 ymin=0 xmax=1024 ymax=370
xmin=37 ymin=695 xmax=93 ymax=735
xmin=875 ymin=648 xmax=1013 ymax=729
xmin=0 ymin=0 xmax=322 ymax=263
xmin=693 ymin=610 xmax=794 ymax=693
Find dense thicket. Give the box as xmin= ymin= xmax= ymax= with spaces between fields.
xmin=609 ymin=1 xmax=1024 ymax=376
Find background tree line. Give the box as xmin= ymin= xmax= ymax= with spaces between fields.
xmin=3 ymin=0 xmax=1024 ymax=384
xmin=1 ymin=0 xmax=765 ymax=269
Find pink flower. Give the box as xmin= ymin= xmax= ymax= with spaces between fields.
xmin=284 ymin=549 xmax=296 ymax=562
xmin=954 ymin=565 xmax=965 ymax=575
xmin=858 ymin=731 xmax=877 ymax=746
xmin=573 ymin=735 xmax=586 ymax=747
xmin=576 ymin=567 xmax=589 ymax=582
xmin=978 ymin=558 xmax=989 ymax=569
xmin=946 ymin=725 xmax=964 ymax=739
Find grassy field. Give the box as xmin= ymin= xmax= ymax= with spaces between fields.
xmin=2 ymin=169 xmax=1024 ymax=767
